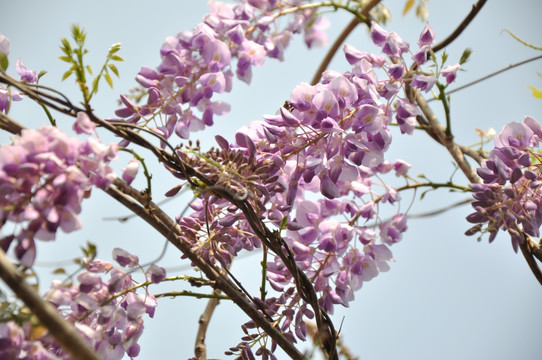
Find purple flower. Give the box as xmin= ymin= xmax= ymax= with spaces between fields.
xmin=411 ymin=74 xmax=436 ymax=92
xmin=382 ymin=32 xmax=409 ymax=58
xmin=289 ymin=82 xmax=315 ymax=111
xmin=113 ymin=248 xmax=139 ymax=267
xmin=199 ymin=71 xmax=227 ymax=93
xmin=202 ymin=39 xmax=231 ymax=69
xmin=77 ymin=271 xmax=102 ymax=293
xmin=468 ymin=117 xmax=542 ymax=251
xmin=370 ymin=22 xmax=409 ymax=58
xmin=343 ymin=43 xmax=370 ymax=65
xmin=367 ymin=244 xmax=394 ymax=272
xmin=0 ymin=87 xmax=23 ymax=113
xmin=312 ymin=90 xmax=339 ymax=121
xmin=440 ymin=63 xmax=460 ymax=84
xmin=388 ymin=64 xmax=404 ymax=80
xmin=370 ymin=21 xmax=388 ymax=47
xmin=380 ymin=214 xmax=407 ymax=245
xmin=122 ymin=159 xmax=139 ymax=185
xmin=146 ymin=264 xmax=166 ymax=284
xmin=236 ymin=40 xmax=266 ymax=83
xmin=413 ymin=44 xmax=431 ymax=65
xmin=394 ymin=160 xmax=412 ymax=176
xmin=0 ymin=33 xmax=9 ymax=56
xmin=494 ymin=121 xmax=534 ymax=149
xmin=0 ymin=322 xmax=24 ymax=359
xmin=395 ymin=98 xmax=420 ymax=135
xmin=304 ymin=15 xmax=330 ymax=48
xmin=73 ymin=111 xmax=96 ymax=134
xmin=16 ymin=58 xmax=38 ymax=83
xmin=21 ymin=340 xmax=51 ymax=360
xmin=0 ymin=126 xmax=120 ymax=264
xmin=418 ymin=23 xmax=435 ymax=47
xmin=327 ymin=75 xmax=357 ymax=108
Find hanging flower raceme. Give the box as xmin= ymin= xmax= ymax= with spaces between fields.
xmin=113 ymin=0 xmax=331 ymax=141
xmin=0 ymin=126 xmax=117 ymax=266
xmin=466 ymin=116 xmax=542 ymax=251
xmin=170 ymin=26 xmax=430 ymax=352
xmin=2 ymin=249 xmax=164 ymax=360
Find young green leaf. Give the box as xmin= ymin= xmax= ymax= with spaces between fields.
xmin=109 ymin=42 xmax=122 ymax=54
xmin=279 ymin=216 xmax=288 ymax=231
xmin=60 ymin=37 xmax=72 ymax=52
xmin=440 ymin=50 xmax=448 ymax=66
xmin=460 ymin=48 xmax=472 ymax=64
xmin=61 ymin=69 xmax=73 ymax=81
xmin=104 ymin=72 xmax=113 ymax=88
xmin=111 ymin=55 xmax=124 ymax=62
xmin=91 ymin=76 xmax=100 ymax=93
xmin=37 ymin=70 xmax=48 ymax=80
xmin=108 ymin=63 xmax=119 ymax=77
xmin=0 ymin=52 xmax=8 ymax=72
xmin=58 ymin=55 xmax=73 ymax=63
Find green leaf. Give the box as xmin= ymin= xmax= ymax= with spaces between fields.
xmin=108 ymin=63 xmax=119 ymax=77
xmin=108 ymin=42 xmax=122 ymax=54
xmin=60 ymin=37 xmax=72 ymax=52
xmin=85 ymin=65 xmax=93 ymax=75
xmin=440 ymin=50 xmax=448 ymax=66
xmin=0 ymin=52 xmax=8 ymax=72
xmin=72 ymin=24 xmax=86 ymax=45
xmin=104 ymin=72 xmax=113 ymax=88
xmin=80 ymin=241 xmax=97 ymax=258
xmin=279 ymin=216 xmax=288 ymax=231
xmin=459 ymin=48 xmax=472 ymax=64
xmin=37 ymin=70 xmax=47 ymax=80
xmin=91 ymin=76 xmax=99 ymax=93
xmin=402 ymin=0 xmax=415 ymax=16
xmin=61 ymin=69 xmax=73 ymax=81
xmin=58 ymin=55 xmax=72 ymax=63
xmin=110 ymin=55 xmax=124 ymax=62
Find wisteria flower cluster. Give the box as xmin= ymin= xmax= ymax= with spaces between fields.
xmin=166 ymin=18 xmax=458 ymax=353
xmin=0 ymin=124 xmax=117 ymax=266
xmin=467 ymin=116 xmax=542 ymax=251
xmin=114 ymin=0 xmax=330 ymax=140
xmin=0 ymin=248 xmax=165 ymax=360
xmin=0 ymin=1 xmax=482 ymax=359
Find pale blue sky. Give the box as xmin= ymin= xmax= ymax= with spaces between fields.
xmin=1 ymin=1 xmax=541 ymax=359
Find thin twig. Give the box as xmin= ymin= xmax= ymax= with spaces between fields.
xmin=0 ymin=77 xmax=312 ymax=357
xmin=0 ymin=111 xmax=25 ymax=135
xmin=411 ymin=88 xmax=481 ymax=184
xmin=527 ymin=237 xmax=542 ymax=262
xmin=310 ymin=0 xmax=380 ymax=85
xmin=105 ymin=180 xmax=308 ymax=359
xmin=194 ymin=288 xmax=224 ymax=360
xmin=438 ymin=55 xmax=542 ymax=98
xmin=0 ymin=249 xmax=100 ymax=360
xmin=519 ymin=235 xmax=542 ymax=286
xmin=407 ymin=198 xmax=472 ymax=219
xmin=432 ymin=0 xmax=488 ymax=53
xmin=154 ymin=290 xmax=228 ymax=300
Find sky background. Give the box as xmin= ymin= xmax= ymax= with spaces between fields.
xmin=1 ymin=1 xmax=542 ymax=359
